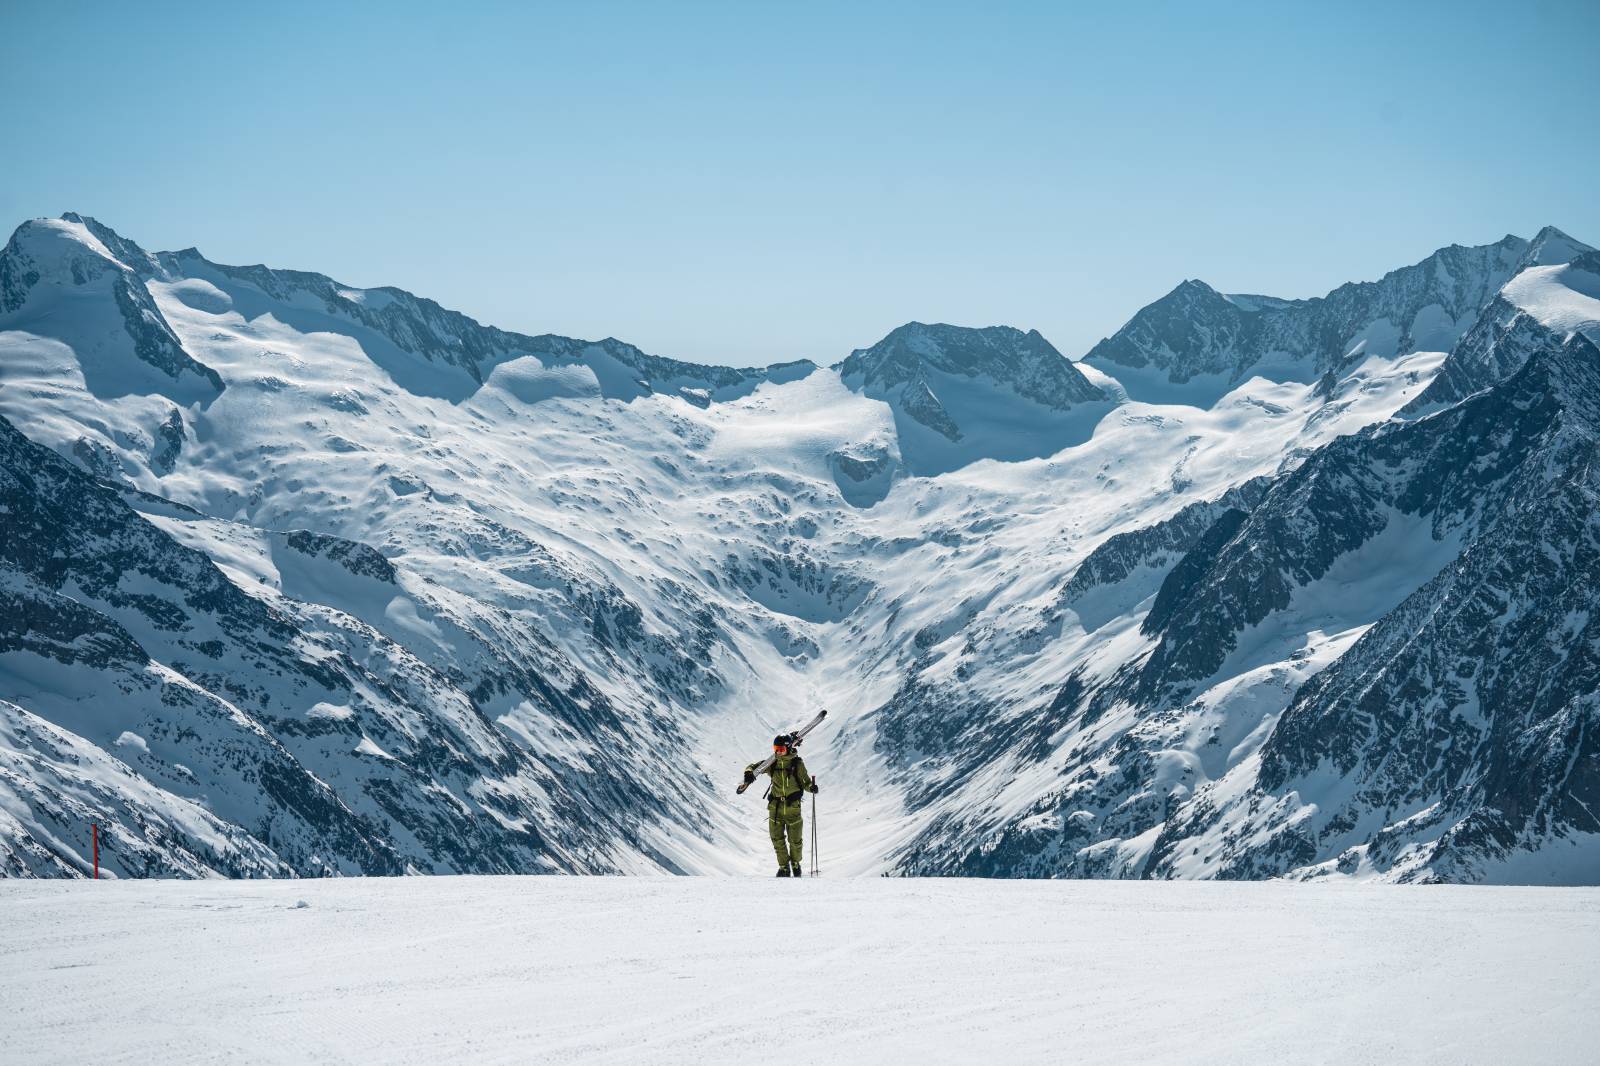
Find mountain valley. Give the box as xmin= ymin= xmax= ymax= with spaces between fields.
xmin=1 ymin=214 xmax=1596 ymax=883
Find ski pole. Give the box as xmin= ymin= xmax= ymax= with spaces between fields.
xmin=811 ymin=790 xmax=819 ymax=877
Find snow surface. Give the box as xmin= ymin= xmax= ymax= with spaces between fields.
xmin=2 ymin=878 xmax=1595 ymax=1064
xmin=1500 ymin=262 xmax=1600 ymax=338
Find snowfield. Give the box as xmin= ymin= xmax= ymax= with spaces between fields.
xmin=2 ymin=877 xmax=1596 ymax=1064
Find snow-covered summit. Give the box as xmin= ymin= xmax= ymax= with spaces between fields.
xmin=1517 ymin=224 xmax=1594 ymax=269
xmin=0 ymin=216 xmax=128 ymax=301
xmin=837 ymin=322 xmax=1103 ymax=410
xmin=1084 ymin=232 xmax=1558 ymax=397
xmin=1082 ymin=278 xmax=1249 ymax=386
xmin=1406 ymin=228 xmax=1599 ymax=411
xmin=0 ymin=215 xmax=223 ymax=396
xmin=834 ymin=322 xmax=1109 ymax=474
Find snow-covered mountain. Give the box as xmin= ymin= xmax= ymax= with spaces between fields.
xmin=835 ymin=322 xmax=1110 ymax=475
xmin=1 ymin=213 xmax=1595 ymax=883
xmin=1083 ymin=229 xmax=1593 ymax=403
xmin=1410 ymin=233 xmax=1600 ymax=410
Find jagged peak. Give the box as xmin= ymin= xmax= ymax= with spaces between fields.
xmin=1533 ymin=223 xmax=1582 ymax=244
xmin=2 ymin=214 xmax=174 ymax=293
xmin=837 ymin=319 xmax=1104 ymax=421
xmin=1130 ymin=278 xmax=1251 ymax=318
xmin=867 ymin=320 xmax=1045 ymax=351
xmin=53 ymin=213 xmax=159 ymax=274
xmin=842 ymin=321 xmax=1063 ymax=370
xmin=0 ymin=216 xmax=213 ymax=391
xmin=1517 ymin=225 xmax=1596 ymax=270
xmin=7 ymin=215 xmax=120 ymax=267
xmin=1208 ymin=233 xmax=1543 ymax=312
xmin=1173 ymin=278 xmax=1222 ymax=298
xmin=1086 ymin=228 xmax=1570 ymax=386
xmin=2 ymin=215 xmax=146 ymax=315
xmin=844 ymin=322 xmax=1011 ymax=381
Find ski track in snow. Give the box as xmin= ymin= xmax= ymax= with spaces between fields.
xmin=2 ymin=878 xmax=1596 ymax=1065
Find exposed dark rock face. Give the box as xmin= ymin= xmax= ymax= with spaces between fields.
xmin=150 ymin=409 xmax=186 ymax=474
xmin=1131 ymin=335 xmax=1588 ymax=706
xmin=281 ymin=529 xmax=397 ymax=583
xmin=0 ymin=412 xmax=709 ymax=876
xmin=1408 ymin=246 xmax=1600 ymax=411
xmin=1058 ymin=479 xmax=1269 ymax=607
xmin=894 ymin=333 xmax=1600 ymax=882
xmin=1225 ymin=336 xmax=1600 ymax=878
xmin=899 ymin=378 xmax=963 ymax=441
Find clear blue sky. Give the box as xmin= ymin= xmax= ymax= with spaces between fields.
xmin=5 ymin=1 xmax=1597 ymax=367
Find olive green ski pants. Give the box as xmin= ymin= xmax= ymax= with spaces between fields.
xmin=769 ymin=797 xmax=804 ymax=867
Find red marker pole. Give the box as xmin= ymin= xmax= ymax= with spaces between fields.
xmin=92 ymin=822 xmax=99 ymax=880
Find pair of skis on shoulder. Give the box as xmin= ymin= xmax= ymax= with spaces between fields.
xmin=734 ymin=709 xmax=827 ymax=794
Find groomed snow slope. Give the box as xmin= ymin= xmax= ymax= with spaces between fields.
xmin=3 ymin=878 xmax=1596 ymax=1064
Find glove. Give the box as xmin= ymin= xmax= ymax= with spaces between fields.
xmin=743 ymin=770 xmax=755 ymax=785
xmin=809 ymin=778 xmax=819 ymax=794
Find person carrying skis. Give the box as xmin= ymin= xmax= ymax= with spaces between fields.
xmin=743 ymin=734 xmax=819 ymax=877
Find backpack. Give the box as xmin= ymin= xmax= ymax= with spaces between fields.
xmin=764 ymin=756 xmax=806 ymax=801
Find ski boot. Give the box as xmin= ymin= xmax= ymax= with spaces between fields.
xmin=776 ymin=866 xmax=791 ymax=877
xmin=791 ymin=862 xmax=803 ymax=878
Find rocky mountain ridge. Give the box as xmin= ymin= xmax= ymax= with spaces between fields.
xmin=0 ymin=212 xmax=1595 ymax=883
xmin=1085 ymin=227 xmax=1592 ymax=393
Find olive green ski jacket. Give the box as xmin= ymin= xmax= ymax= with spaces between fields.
xmin=747 ymin=753 xmax=816 ymax=802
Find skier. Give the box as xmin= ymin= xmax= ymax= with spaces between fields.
xmin=743 ymin=734 xmax=819 ymax=877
